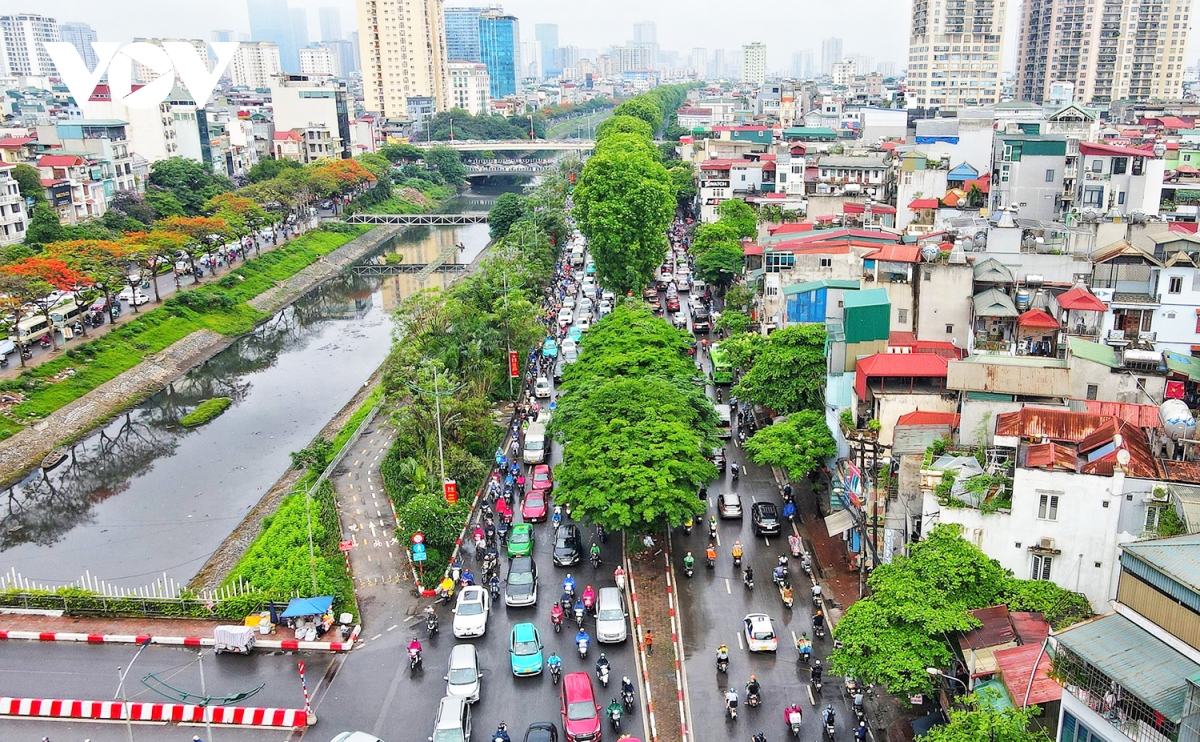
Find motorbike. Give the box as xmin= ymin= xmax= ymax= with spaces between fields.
xmin=825 ymin=718 xmax=837 ymax=740
xmin=426 ymin=613 xmax=439 ymax=637
xmin=813 ymin=594 xmax=824 ymax=611
xmin=608 ymin=704 xmax=622 ymax=732
xmin=550 ymin=662 xmax=562 ymax=685
xmin=597 ymin=664 xmax=610 ymax=687
xmin=731 ymin=462 xmax=740 ymax=480
xmin=683 ymin=517 xmax=693 ymax=535
xmin=725 ymin=700 xmax=738 ymax=721
xmin=489 ymin=580 xmax=500 ymax=601
xmin=590 ymin=550 xmax=602 ymax=569
xmin=574 ymin=604 xmax=585 ymax=628
xmin=814 ymin=620 xmax=826 ymax=640
xmin=788 ymin=709 xmax=803 ymax=737
xmin=743 ymin=572 xmax=754 ymax=590
xmin=708 ymin=523 xmax=717 ymax=540
xmin=854 ymin=698 xmax=865 ymax=723
xmin=716 ymin=655 xmax=729 ymax=673
xmin=789 ymin=535 xmax=803 ymax=558
xmin=684 ymin=561 xmax=694 ymax=578
xmin=746 ymin=691 xmax=761 ymax=708
xmin=577 ymin=638 xmax=589 ymax=659
xmin=802 ymin=553 xmax=814 ymax=578
xmin=780 ymin=584 xmax=794 ymax=610
xmin=408 ymin=647 xmax=422 ymax=672
xmin=551 ymin=605 xmax=564 ymax=633
xmin=622 ymin=687 xmax=635 ymax=713
xmin=707 ymin=553 xmax=716 ymax=570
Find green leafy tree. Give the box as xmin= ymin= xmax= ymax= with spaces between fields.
xmin=595 ymin=115 xmax=654 ymax=142
xmin=574 ymin=140 xmax=674 ymax=297
xmin=744 ymin=411 xmax=837 ymax=479
xmin=143 ymin=188 xmax=187 ymax=219
xmin=423 ymin=146 xmax=467 ymax=187
xmin=355 ymin=153 xmax=393 ymax=182
xmin=487 ymin=192 xmax=525 ymax=239
xmin=690 ymin=221 xmax=740 ymax=258
xmin=924 ymin=698 xmax=1051 ymax=742
xmin=716 ymin=310 xmax=752 ymax=335
xmin=108 ymin=190 xmax=157 ymax=226
xmin=379 ymin=143 xmax=426 ymax=163
xmin=613 ymin=98 xmax=663 ymax=132
xmin=666 ymin=164 xmax=697 ymax=213
xmin=11 ymin=163 xmax=44 ymax=203
xmin=23 ymin=202 xmax=65 ymax=248
xmin=716 ymin=199 xmax=757 ymax=239
xmin=146 ymin=157 xmax=233 ymax=215
xmin=246 ymin=157 xmax=302 ymax=183
xmin=693 ymin=242 xmax=744 ymax=288
xmin=724 ymin=283 xmax=756 ymax=315
xmin=732 ymin=324 xmax=828 ymax=414
xmin=561 ymin=304 xmax=696 ymax=387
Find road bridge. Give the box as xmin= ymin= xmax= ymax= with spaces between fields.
xmin=415 ymin=140 xmax=595 ymax=151
xmin=348 ymin=263 xmax=469 ymax=276
xmin=341 ymin=212 xmax=489 ymax=225
xmin=463 ymin=164 xmax=549 ymax=176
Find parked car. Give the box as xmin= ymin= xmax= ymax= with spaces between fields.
xmin=431 ymin=695 xmax=472 ymax=742
xmin=532 ymin=464 xmax=553 ymax=493
xmin=752 ymin=502 xmax=781 ymax=536
xmin=452 ymin=586 xmax=490 ymax=638
xmin=509 ymin=623 xmax=544 ymax=676
xmin=507 ymin=523 xmax=535 ymax=558
xmin=444 ymin=643 xmax=482 ymax=703
xmin=117 ymin=288 xmax=151 ymax=306
xmin=505 ymin=555 xmax=539 ymax=608
xmin=560 ymin=672 xmax=602 ymax=742
xmin=553 ymin=524 xmax=583 ymax=567
xmin=743 ymin=613 xmax=778 ymax=652
xmin=718 ymin=492 xmax=743 ymax=519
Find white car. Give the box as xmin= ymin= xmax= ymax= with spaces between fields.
xmin=743 ymin=613 xmax=778 ymax=652
xmin=562 ymin=296 xmax=576 ymax=310
xmin=602 ymin=291 xmax=615 ymax=303
xmin=117 ymin=288 xmax=151 ymax=306
xmin=561 ymin=339 xmax=578 ymax=361
xmin=557 ymin=308 xmax=573 ymax=325
xmin=534 ymin=376 xmax=553 ymax=399
xmin=452 ymin=586 xmax=490 ymax=638
xmin=574 ymin=318 xmax=591 ymax=331
xmin=576 ymin=308 xmax=592 ymax=323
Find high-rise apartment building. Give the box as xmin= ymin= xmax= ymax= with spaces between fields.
xmin=632 ymin=22 xmax=656 ymax=45
xmin=535 ymin=24 xmax=558 ymax=78
xmin=613 ymin=45 xmax=653 ymax=73
xmin=446 ymin=60 xmax=491 ymax=114
xmin=742 ymin=42 xmax=767 ymax=85
xmin=820 ymin=37 xmax=842 ymax=76
xmin=291 ymin=9 xmax=310 ymax=52
xmin=318 ymin=7 xmax=342 ymax=41
xmin=907 ymin=0 xmax=1005 ymax=110
xmin=357 ymin=0 xmax=448 ymax=118
xmin=791 ymin=50 xmax=813 ymax=79
xmin=478 ymin=10 xmax=519 ymax=98
xmin=131 ymin=39 xmax=209 ymax=84
xmin=711 ymin=48 xmax=726 ymax=78
xmin=691 ymin=47 xmax=708 ymax=75
xmin=444 ymin=6 xmax=487 ymax=62
xmin=323 ymin=39 xmax=357 ymax=76
xmin=212 ymin=30 xmax=236 ymax=43
xmin=0 ymin=13 xmax=60 ymax=78
xmin=1015 ymin=0 xmax=1191 ymax=104
xmin=249 ymin=0 xmax=301 ymax=71
xmin=300 ymin=45 xmax=340 ymax=76
xmin=232 ymin=41 xmax=282 ymax=89
xmin=60 ymin=22 xmax=98 ymax=73
xmin=270 ymin=73 xmax=352 ymax=159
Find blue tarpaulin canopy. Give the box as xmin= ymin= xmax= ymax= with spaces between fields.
xmin=280 ymin=596 xmax=334 ymax=618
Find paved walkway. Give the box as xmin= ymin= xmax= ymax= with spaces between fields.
xmin=0 ymin=612 xmax=226 ymax=637
xmin=0 ymin=217 xmax=319 ymax=379
xmin=627 ymin=534 xmax=684 ymax=742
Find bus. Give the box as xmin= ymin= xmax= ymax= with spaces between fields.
xmin=710 ymin=343 xmax=734 ymax=385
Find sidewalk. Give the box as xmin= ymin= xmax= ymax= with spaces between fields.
xmin=0 ymin=216 xmax=319 ymax=380
xmin=626 ymin=534 xmax=686 ymax=742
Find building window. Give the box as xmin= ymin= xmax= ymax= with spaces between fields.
xmin=1062 ymin=712 xmax=1103 ymax=742
xmin=1145 ymin=505 xmax=1164 ymax=532
xmin=1037 ymin=492 xmax=1060 ymax=520
xmin=1170 ymin=276 xmax=1184 ymax=293
xmin=923 ymin=269 xmax=932 ymax=282
xmin=1031 ymin=554 xmax=1053 ymax=580
xmin=1045 ymin=169 xmax=1056 ymax=182
xmin=1086 ymin=384 xmax=1099 ymax=400
xmin=1082 ymin=187 xmax=1103 ymax=207
xmin=1112 ymin=157 xmax=1128 ymax=175
xmin=945 ymin=324 xmax=954 ymax=334
xmin=898 ymin=308 xmax=908 ymax=324
xmin=819 ymin=257 xmax=832 ymax=268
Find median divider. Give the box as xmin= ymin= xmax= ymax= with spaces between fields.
xmin=0 ymin=627 xmax=360 ymax=652
xmin=0 ymin=696 xmax=309 ymax=728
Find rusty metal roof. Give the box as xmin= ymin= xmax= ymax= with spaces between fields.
xmin=1079 ymin=400 xmax=1162 ymax=430
xmin=994 ymin=643 xmax=1060 ymax=707
xmin=961 ymin=605 xmax=1016 ymax=650
xmin=999 ymin=408 xmax=1161 ymax=479
xmin=995 ymin=407 xmax=1111 ymax=441
xmin=1161 ymin=460 xmax=1200 ymax=485
xmin=1011 ymin=612 xmax=1050 ymax=645
xmin=1023 ymin=442 xmax=1080 ymax=471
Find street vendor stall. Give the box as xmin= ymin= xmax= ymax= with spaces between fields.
xmin=280 ymin=595 xmax=336 ymax=641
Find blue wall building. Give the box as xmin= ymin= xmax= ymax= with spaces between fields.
xmin=478 ymin=10 xmax=519 ymax=98
xmin=444 ymin=6 xmax=488 ymax=62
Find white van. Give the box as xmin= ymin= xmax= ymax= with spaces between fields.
xmin=714 ymin=404 xmax=732 ymax=438
xmin=523 ymin=421 xmax=547 ymax=464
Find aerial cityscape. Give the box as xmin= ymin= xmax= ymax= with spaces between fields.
xmin=0 ymin=1 xmax=1197 ymax=742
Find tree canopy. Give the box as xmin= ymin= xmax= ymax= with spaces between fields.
xmin=924 ymin=697 xmax=1052 ymax=742
xmin=612 ymin=98 xmax=664 ymax=133
xmin=423 ymin=146 xmax=468 ymax=187
xmin=743 ymin=411 xmax=837 ymax=480
xmin=596 ymin=115 xmax=654 ymax=142
xmin=487 ymin=192 xmax=524 ymax=239
xmin=693 ymin=242 xmax=745 ymax=288
xmin=731 ymin=323 xmax=828 ymax=415
xmin=146 ymin=157 xmax=234 ymax=216
xmin=715 ymin=199 xmax=757 ymax=239
xmin=11 ymin=163 xmax=44 ymax=204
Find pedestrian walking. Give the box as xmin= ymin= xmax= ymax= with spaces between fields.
xmin=644 ymin=629 xmax=653 ymax=656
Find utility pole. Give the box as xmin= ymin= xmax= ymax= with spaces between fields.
xmin=405 ymin=366 xmax=465 ymax=486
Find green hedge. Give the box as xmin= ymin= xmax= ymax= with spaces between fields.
xmin=0 ymin=586 xmax=270 ymax=621
xmin=180 ymin=397 xmax=232 ymax=427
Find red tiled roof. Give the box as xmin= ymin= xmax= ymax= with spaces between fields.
xmin=1152 ymin=116 xmax=1189 ymax=129
xmin=1056 ymin=285 xmax=1107 ymax=312
xmin=39 ymin=178 xmax=63 ymax=187
xmin=1017 ymin=308 xmax=1060 ymax=328
xmin=842 ymin=202 xmax=896 ymax=215
xmin=1174 ymin=164 xmax=1199 ymax=174
xmin=1079 ymin=141 xmax=1153 ymax=158
xmin=995 ymin=643 xmax=1060 ymax=707
xmin=889 ymin=331 xmax=917 ymax=346
xmin=865 ymin=244 xmax=921 ymax=263
xmin=908 ymin=198 xmax=940 ymax=210
xmin=964 ymin=172 xmax=990 ymax=193
xmin=0 ymin=136 xmax=35 ymax=148
xmin=1024 ymin=442 xmax=1079 ymax=471
xmin=855 ymin=353 xmax=948 ymax=399
xmin=273 ymin=130 xmax=302 ymax=141
xmin=895 ymin=411 xmax=960 ymax=428
xmin=743 ymin=243 xmax=763 ymax=256
xmin=37 ymin=154 xmax=86 ymax=167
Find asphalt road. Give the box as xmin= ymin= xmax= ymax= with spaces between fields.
xmin=671 ymin=287 xmax=862 ymax=742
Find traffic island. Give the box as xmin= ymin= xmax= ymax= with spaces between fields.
xmin=625 ymin=532 xmax=690 ymax=742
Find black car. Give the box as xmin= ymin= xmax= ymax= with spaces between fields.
xmin=752 ymin=502 xmax=781 ymax=536
xmin=553 ymin=524 xmax=583 ymax=566
xmin=710 ymin=447 xmax=727 ymax=473
xmin=505 ymin=555 xmax=538 ymax=607
xmin=692 ymin=309 xmax=712 ymax=333
xmin=524 ymin=721 xmax=560 ymax=742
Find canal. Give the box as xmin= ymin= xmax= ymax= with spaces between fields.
xmin=0 ymin=188 xmax=518 ymax=590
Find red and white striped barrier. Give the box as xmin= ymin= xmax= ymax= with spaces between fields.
xmin=0 ymin=697 xmax=309 ymax=728
xmin=0 ymin=626 xmax=360 ymax=652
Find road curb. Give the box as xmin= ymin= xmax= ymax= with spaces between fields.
xmin=0 ymin=696 xmax=309 ymax=728
xmin=624 ymin=552 xmax=658 ymax=742
xmin=0 ymin=628 xmax=360 ymax=653
xmin=662 ymin=530 xmax=694 ymax=742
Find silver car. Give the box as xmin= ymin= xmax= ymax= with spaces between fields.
xmin=430 ymin=695 xmax=472 ymax=742
xmin=594 ymin=587 xmax=628 ymax=643
xmin=444 ymin=643 xmax=482 ymax=703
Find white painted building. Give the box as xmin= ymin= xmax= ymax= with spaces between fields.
xmin=0 ymin=163 xmax=29 ymax=245
xmin=446 ymin=61 xmax=491 ymax=116
xmin=131 ymin=39 xmax=208 ymax=84
xmin=299 ymin=45 xmax=340 ymax=77
xmin=269 ymin=74 xmax=351 ymax=160
xmin=1075 ymin=142 xmax=1165 ymax=219
xmin=233 ymin=42 xmax=282 ymax=90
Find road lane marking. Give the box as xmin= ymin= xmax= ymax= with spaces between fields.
xmin=808 ymin=684 xmax=816 ymax=706
xmin=370 ymin=633 xmax=383 ymax=641
xmin=714 ymin=532 xmax=721 ymax=547
xmin=764 ymin=538 xmax=770 ymax=547
xmin=387 ymin=624 xmax=398 ymax=632
xmin=736 ymin=632 xmax=744 ymax=650
xmin=353 ymin=460 xmax=360 ymax=467
xmin=724 ymin=578 xmax=731 ymax=594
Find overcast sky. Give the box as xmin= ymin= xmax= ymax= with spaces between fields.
xmin=13 ymin=0 xmax=1200 ymax=73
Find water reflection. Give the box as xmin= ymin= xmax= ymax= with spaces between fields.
xmin=0 ymin=220 xmax=494 ymax=587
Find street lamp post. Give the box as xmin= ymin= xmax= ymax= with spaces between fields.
xmin=115 ymin=637 xmax=154 ymax=742
xmin=926 ymin=667 xmax=969 ymax=694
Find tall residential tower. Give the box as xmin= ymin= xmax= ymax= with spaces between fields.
xmin=356 ymin=0 xmax=448 ymax=118
xmin=0 ymin=13 xmax=60 ymax=78
xmin=907 ymin=0 xmax=1005 ymax=110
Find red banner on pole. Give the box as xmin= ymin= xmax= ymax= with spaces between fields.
xmin=444 ymin=479 xmax=458 ymax=504
xmin=509 ymin=351 xmax=520 ymax=378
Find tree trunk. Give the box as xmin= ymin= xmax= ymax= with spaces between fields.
xmin=150 ymin=264 xmax=161 ymax=303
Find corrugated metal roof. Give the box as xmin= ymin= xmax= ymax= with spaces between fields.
xmin=973 ymin=258 xmax=1015 ymax=283
xmin=1067 ymin=337 xmax=1121 ymax=368
xmin=843 ymin=288 xmax=891 ymax=308
xmin=1011 ymin=612 xmax=1050 ymax=644
xmin=1160 ymin=460 xmax=1200 ymax=484
xmin=1054 ymin=612 xmax=1200 ymax=722
xmin=1168 ymin=484 xmax=1200 ymax=533
xmin=1023 ymin=442 xmax=1079 ymax=471
xmin=782 ymin=278 xmax=860 ymax=296
xmin=1121 ymin=533 xmax=1200 ymax=592
xmin=1166 ymin=351 xmax=1200 ymax=382
xmin=995 ymin=407 xmax=1110 ymax=441
xmin=995 ymin=643 xmax=1060 ymax=707
xmin=1080 ymin=400 xmax=1161 ymax=430
xmin=962 ymin=605 xmax=1016 ymax=650
xmin=865 ymin=244 xmax=922 ymax=263
xmin=896 ymin=411 xmax=960 ymax=428
xmin=973 ymin=288 xmax=1019 ymax=318
xmin=974 ymin=679 xmax=1017 ymax=711
xmin=1091 ymin=240 xmax=1163 ymax=266
xmin=893 ymin=425 xmax=953 ymax=456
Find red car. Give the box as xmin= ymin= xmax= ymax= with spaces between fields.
xmin=532 ymin=464 xmax=554 ymax=493
xmin=561 ymin=671 xmax=601 ymax=742
xmin=666 ymin=296 xmax=681 ymax=312
xmin=522 ymin=490 xmax=549 ymax=522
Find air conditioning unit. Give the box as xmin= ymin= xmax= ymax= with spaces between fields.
xmin=1039 ymin=537 xmax=1055 ymax=550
